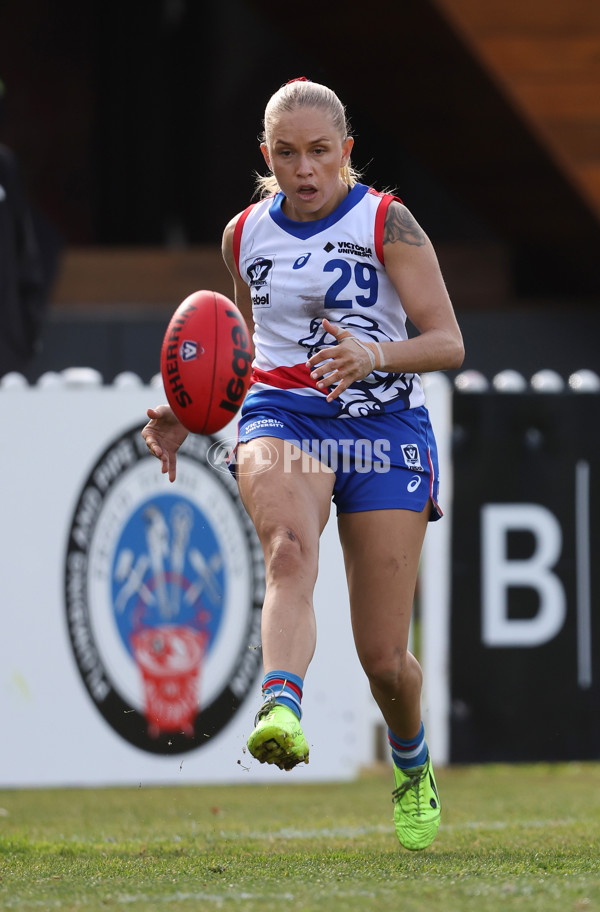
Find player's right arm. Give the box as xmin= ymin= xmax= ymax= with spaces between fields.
xmin=222 ymin=214 xmax=253 ymax=335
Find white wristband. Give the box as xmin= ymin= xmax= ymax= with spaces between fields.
xmin=351 ymin=338 xmax=385 ymax=371
xmin=372 ymin=341 xmax=385 ymax=370
xmin=350 ymin=338 xmax=376 ymax=371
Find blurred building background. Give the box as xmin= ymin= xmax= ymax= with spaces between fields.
xmin=1 ymin=0 xmax=599 ymax=382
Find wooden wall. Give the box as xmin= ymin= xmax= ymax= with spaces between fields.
xmin=435 ymin=0 xmax=600 ymax=220
xmin=50 ymin=242 xmax=510 ymax=314
xmin=51 ymin=247 xmax=232 ymax=312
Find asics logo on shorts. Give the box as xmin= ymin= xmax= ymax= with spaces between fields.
xmin=407 ymin=476 xmax=422 ymax=493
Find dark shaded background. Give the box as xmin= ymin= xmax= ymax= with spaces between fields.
xmin=451 ymin=392 xmax=600 ymax=762
xmin=1 ymin=0 xmax=599 ymax=381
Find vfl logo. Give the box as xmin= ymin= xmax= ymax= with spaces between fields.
xmin=64 ymin=425 xmax=264 ymax=755
xmin=246 ymin=255 xmax=274 ymax=310
xmin=179 ymin=340 xmax=200 ymax=362
xmin=293 ymin=253 xmax=311 ymax=269
xmin=401 ymin=443 xmax=424 ymax=472
xmin=246 ymin=256 xmax=273 ymax=287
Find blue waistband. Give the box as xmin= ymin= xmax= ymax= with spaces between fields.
xmin=242 ymin=387 xmax=414 ymax=421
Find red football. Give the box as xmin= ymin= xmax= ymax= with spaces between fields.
xmin=160 ymin=289 xmax=252 ymax=434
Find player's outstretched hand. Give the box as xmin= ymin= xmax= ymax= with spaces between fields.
xmin=142 ymin=404 xmax=189 ymax=482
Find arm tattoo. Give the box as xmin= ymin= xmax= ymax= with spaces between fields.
xmin=383 ymin=203 xmax=427 ymax=247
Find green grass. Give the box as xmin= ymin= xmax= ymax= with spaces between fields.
xmin=1 ymin=763 xmax=600 ymax=911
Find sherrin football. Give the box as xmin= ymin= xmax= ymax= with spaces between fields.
xmin=160 ymin=289 xmax=252 ymax=434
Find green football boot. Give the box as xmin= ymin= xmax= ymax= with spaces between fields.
xmin=247 ymin=702 xmax=309 ymax=771
xmin=392 ymin=754 xmax=441 ymax=850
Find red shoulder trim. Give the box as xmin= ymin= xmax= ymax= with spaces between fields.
xmin=232 ymin=203 xmax=259 ymax=277
xmin=368 ymin=188 xmax=403 ymax=266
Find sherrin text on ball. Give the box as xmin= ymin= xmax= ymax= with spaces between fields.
xmin=160 ymin=289 xmax=252 ymax=434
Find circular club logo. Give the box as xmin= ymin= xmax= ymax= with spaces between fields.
xmin=64 ymin=424 xmax=264 ymax=754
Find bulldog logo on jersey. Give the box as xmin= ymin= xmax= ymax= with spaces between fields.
xmin=299 ymin=314 xmax=415 ymax=417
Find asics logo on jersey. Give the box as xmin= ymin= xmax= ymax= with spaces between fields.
xmin=247 ymin=256 xmax=273 ymax=287
xmin=293 ymin=253 xmax=311 ymax=269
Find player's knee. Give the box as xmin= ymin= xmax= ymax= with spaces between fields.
xmin=362 ymin=649 xmax=415 ymax=694
xmin=264 ymin=527 xmax=314 ymax=581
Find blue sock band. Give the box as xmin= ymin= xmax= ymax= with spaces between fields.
xmin=261 ymin=670 xmax=304 ymax=720
xmin=388 ymin=721 xmax=428 ymax=770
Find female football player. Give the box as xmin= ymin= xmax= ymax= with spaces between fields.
xmin=143 ymin=77 xmax=464 ymax=851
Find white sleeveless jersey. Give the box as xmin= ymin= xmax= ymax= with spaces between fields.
xmin=233 ymin=182 xmax=425 ymax=418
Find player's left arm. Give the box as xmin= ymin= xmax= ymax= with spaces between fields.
xmin=378 ymin=201 xmax=464 ymax=373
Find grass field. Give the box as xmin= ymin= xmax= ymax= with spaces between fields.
xmin=1 ymin=763 xmax=600 ymax=911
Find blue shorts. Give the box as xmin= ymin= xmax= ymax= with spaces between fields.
xmin=235 ymin=400 xmax=442 ymax=519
